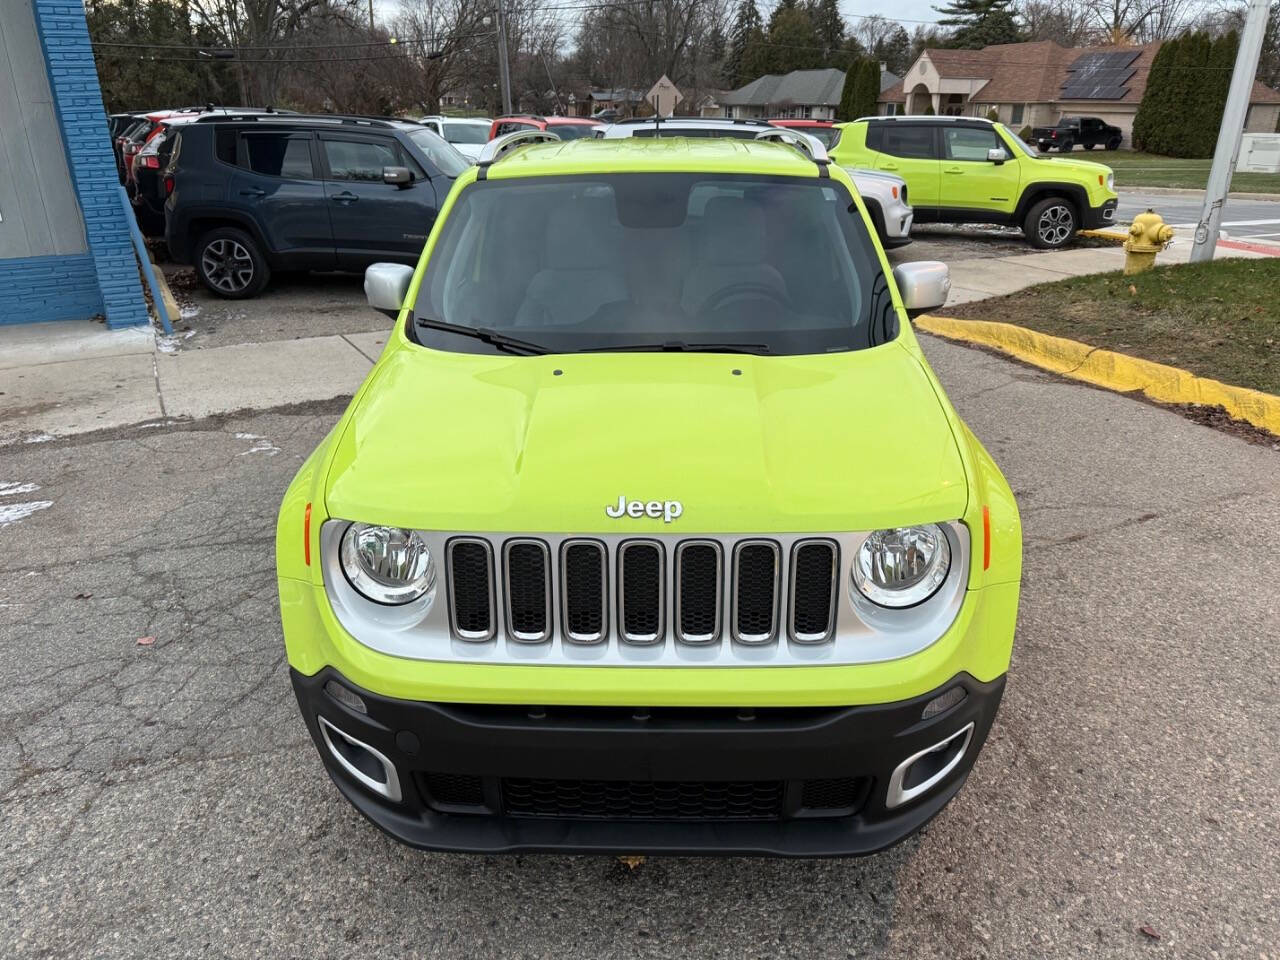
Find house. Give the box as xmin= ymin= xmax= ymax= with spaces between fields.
xmin=877 ymin=40 xmax=1280 ymax=144
xmin=0 ymin=0 xmax=148 ymax=328
xmin=718 ymin=66 xmax=902 ymax=121
xmin=588 ymin=88 xmax=646 ymax=117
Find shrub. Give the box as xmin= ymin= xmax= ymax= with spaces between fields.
xmin=1018 ymin=124 xmax=1033 ymax=141
xmin=986 ymin=107 xmax=999 ymax=122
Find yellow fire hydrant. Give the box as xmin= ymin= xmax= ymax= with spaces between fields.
xmin=1123 ymin=209 xmax=1175 ymax=275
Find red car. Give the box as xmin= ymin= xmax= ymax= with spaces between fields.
xmin=488 ymin=115 xmax=602 ymax=141
xmin=768 ymin=118 xmax=842 ymax=149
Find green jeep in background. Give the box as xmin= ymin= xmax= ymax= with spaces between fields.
xmin=830 ymin=117 xmax=1117 ymax=250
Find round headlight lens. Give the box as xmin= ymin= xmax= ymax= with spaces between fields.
xmin=852 ymin=524 xmax=951 ymax=608
xmin=340 ymin=523 xmax=435 ymax=605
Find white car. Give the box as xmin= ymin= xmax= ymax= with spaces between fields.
xmin=418 ymin=116 xmax=492 ymax=162
xmin=596 ymin=117 xmax=912 ymax=248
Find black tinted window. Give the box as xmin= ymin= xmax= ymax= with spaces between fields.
xmin=243 ymin=133 xmax=315 ymax=178
xmin=322 ymin=138 xmax=398 ymax=181
xmin=215 ymin=128 xmax=237 ymax=165
xmin=876 ymin=125 xmax=936 ymax=159
xmin=942 ymin=126 xmax=999 ymax=161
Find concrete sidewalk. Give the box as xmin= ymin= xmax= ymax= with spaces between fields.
xmin=0 ymin=237 xmax=1268 ymax=444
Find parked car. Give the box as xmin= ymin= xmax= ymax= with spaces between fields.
xmin=768 ymin=118 xmax=842 ymax=149
xmin=488 ymin=114 xmax=601 ymax=140
xmin=830 ymin=115 xmax=1117 ymax=249
xmin=418 ymin=115 xmax=492 ymax=162
xmin=599 ymin=117 xmax=913 ymax=248
xmin=276 ymin=132 xmax=1022 ymax=856
xmin=164 ymin=114 xmax=469 ymax=298
xmin=1032 ymin=116 xmax=1123 ymax=152
xmin=131 ymin=108 xmax=298 ymax=233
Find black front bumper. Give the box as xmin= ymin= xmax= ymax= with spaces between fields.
xmin=291 ymin=668 xmax=1005 ymax=857
xmin=1082 ymin=198 xmax=1118 ymax=230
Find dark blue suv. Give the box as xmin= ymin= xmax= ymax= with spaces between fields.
xmin=164 ymin=115 xmax=470 ymax=298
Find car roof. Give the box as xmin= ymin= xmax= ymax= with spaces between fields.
xmin=769 ymin=118 xmax=832 ymax=127
xmin=852 ymin=114 xmax=997 ymax=127
xmin=189 ymin=113 xmax=423 ymax=132
xmin=434 ymin=116 xmax=491 ymax=124
xmin=480 ymin=137 xmax=827 ymax=181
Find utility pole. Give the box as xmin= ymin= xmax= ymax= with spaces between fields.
xmin=1189 ymin=0 xmax=1271 ymax=262
xmin=494 ymin=3 xmax=514 ymax=115
xmin=368 ymin=0 xmax=375 ymax=31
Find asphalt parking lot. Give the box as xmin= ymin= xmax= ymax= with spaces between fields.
xmin=3 ymin=274 xmax=1277 ymax=958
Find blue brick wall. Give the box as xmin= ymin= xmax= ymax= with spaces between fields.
xmin=29 ymin=0 xmax=149 ymax=330
xmin=0 ymin=255 xmax=103 ymax=325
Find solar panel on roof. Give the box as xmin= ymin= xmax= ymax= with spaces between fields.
xmin=1061 ymin=49 xmax=1141 ymax=99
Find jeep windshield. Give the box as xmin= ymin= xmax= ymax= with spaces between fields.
xmin=411 ymin=173 xmax=889 ymax=356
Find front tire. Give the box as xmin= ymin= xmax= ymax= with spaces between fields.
xmin=194 ymin=227 xmax=270 ymax=299
xmin=1106 ymin=137 xmax=1122 ymax=151
xmin=1024 ymin=197 xmax=1077 ymax=250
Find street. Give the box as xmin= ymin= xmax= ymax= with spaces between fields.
xmin=1117 ymin=189 xmax=1280 ymax=240
xmin=2 ymin=330 xmax=1277 ymax=959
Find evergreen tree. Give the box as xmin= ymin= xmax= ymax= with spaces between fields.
xmin=764 ymin=6 xmax=821 ymax=73
xmin=807 ymin=0 xmax=845 ymax=59
xmin=1133 ymin=32 xmax=1238 ymax=157
xmin=1132 ymin=37 xmax=1177 ymax=151
xmin=933 ymin=0 xmax=1023 ymax=49
xmin=768 ymin=0 xmax=800 ymax=33
xmin=873 ymin=26 xmax=912 ymax=75
xmin=852 ymin=57 xmax=881 ymax=118
xmin=727 ymin=0 xmax=766 ymax=87
xmin=837 ymin=62 xmax=858 ymax=120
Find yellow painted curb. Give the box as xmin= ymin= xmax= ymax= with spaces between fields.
xmin=915 ymin=314 xmax=1280 ymax=436
xmin=1078 ymin=229 xmax=1127 ymax=244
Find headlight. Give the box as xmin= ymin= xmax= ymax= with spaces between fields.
xmin=1106 ymin=172 xmax=1115 ymax=192
xmin=852 ymin=524 xmax=951 ymax=608
xmin=340 ymin=523 xmax=435 ymax=605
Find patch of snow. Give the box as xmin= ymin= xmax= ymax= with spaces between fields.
xmin=23 ymin=434 xmax=54 ymax=444
xmin=239 ymin=438 xmax=280 ymax=457
xmin=234 ymin=432 xmax=262 ymax=440
xmin=0 ymin=482 xmax=39 ymax=497
xmin=0 ymin=500 xmax=53 ymax=527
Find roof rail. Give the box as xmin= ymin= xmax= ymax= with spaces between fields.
xmin=611 ymin=115 xmax=770 ymax=126
xmin=753 ymin=128 xmax=831 ymax=175
xmin=857 ymin=114 xmax=995 ymax=124
xmin=475 ymin=128 xmax=562 ymax=178
xmin=192 ymin=113 xmax=402 ymax=127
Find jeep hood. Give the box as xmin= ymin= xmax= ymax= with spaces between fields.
xmin=324 ymin=341 xmax=968 ymax=533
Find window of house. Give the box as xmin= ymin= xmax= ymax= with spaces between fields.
xmin=241 ymin=132 xmax=315 ymax=179
xmin=1011 ymin=103 xmax=1024 ymax=125
xmin=942 ymin=126 xmax=1000 ymax=161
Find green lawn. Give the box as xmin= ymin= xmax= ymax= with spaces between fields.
xmin=938 ymin=258 xmax=1280 ymax=395
xmin=1098 ymin=151 xmax=1280 ymax=194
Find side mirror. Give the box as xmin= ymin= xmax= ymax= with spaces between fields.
xmin=383 ymin=165 xmax=412 ymax=186
xmin=987 ymin=147 xmax=1009 ymax=165
xmin=364 ymin=262 xmax=414 ymax=318
xmin=892 ymin=261 xmax=950 ymax=318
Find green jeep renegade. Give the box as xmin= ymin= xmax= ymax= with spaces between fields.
xmin=830 ymin=116 xmax=1117 ymax=249
xmin=277 ymin=132 xmax=1022 ymax=857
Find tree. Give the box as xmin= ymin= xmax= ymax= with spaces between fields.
xmin=726 ymin=0 xmax=765 ymax=86
xmin=762 ymin=5 xmax=821 ymax=73
xmin=873 ymin=26 xmax=912 ymax=75
xmin=854 ymin=56 xmax=881 ymax=116
xmin=933 ymin=0 xmax=1023 ymax=48
xmin=807 ymin=0 xmax=845 ymax=57
xmin=1132 ymin=30 xmax=1237 ymax=157
xmin=1018 ymin=0 xmax=1093 ymax=46
xmin=837 ymin=60 xmax=858 ymax=119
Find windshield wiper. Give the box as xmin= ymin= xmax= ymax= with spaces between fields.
xmin=414 ymin=316 xmax=550 ymax=356
xmin=584 ymin=340 xmax=772 ymax=355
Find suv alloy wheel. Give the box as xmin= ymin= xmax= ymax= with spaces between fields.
xmin=195 ymin=227 xmax=270 ymax=298
xmin=1024 ymin=197 xmax=1077 ymax=250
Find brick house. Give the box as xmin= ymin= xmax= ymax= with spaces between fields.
xmin=0 ymin=0 xmax=148 ymax=328
xmin=877 ymin=40 xmax=1280 ymax=145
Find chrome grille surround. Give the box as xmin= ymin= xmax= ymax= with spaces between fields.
xmin=503 ymin=538 xmax=552 ymax=643
xmin=560 ymin=539 xmax=608 ymax=644
xmin=446 ymin=537 xmax=496 ymax=642
xmin=788 ymin=539 xmax=840 ymax=644
xmin=674 ymin=539 xmax=723 ymax=645
xmin=617 ymin=540 xmax=664 ymax=644
xmin=731 ymin=540 xmax=781 ymax=645
xmin=319 ymin=523 xmax=971 ymax=667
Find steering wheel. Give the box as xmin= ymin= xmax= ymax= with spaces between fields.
xmin=700 ymin=282 xmax=790 ymax=315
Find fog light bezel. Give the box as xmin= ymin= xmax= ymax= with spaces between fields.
xmin=885 ymin=721 xmax=975 ymax=810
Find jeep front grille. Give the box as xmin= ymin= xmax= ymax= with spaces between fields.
xmin=321 ymin=524 xmax=969 ymax=667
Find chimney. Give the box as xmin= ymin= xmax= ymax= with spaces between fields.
xmin=880 ymin=61 xmax=887 ymax=73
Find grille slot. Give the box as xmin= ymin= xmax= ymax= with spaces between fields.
xmin=561 ymin=540 xmax=607 ymax=643
xmin=502 ymin=777 xmax=784 ymax=820
xmin=618 ymin=541 xmax=663 ymax=644
xmin=675 ymin=541 xmax=722 ymax=644
xmin=790 ymin=540 xmax=838 ymax=643
xmin=422 ymin=772 xmax=486 ymax=809
xmin=504 ymin=540 xmax=551 ymax=642
xmin=448 ymin=539 xmax=495 ymax=641
xmin=732 ymin=541 xmax=780 ymax=644
xmin=800 ymin=777 xmax=868 ymax=813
